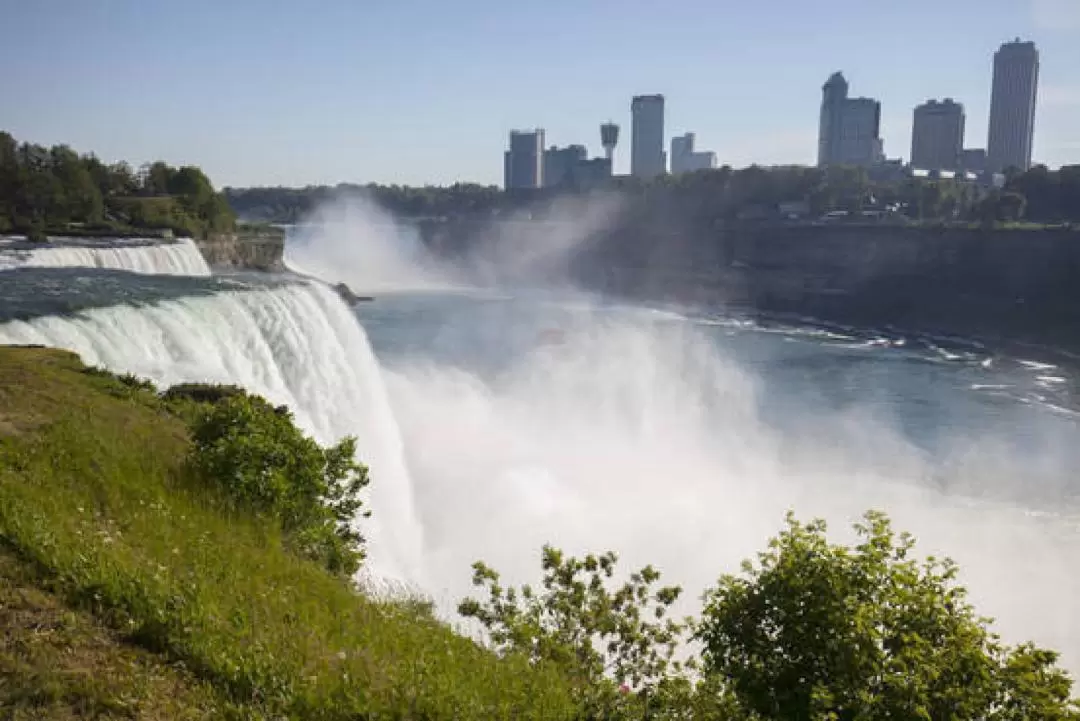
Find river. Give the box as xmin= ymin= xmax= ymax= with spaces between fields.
xmin=1 ymin=235 xmax=1078 ymax=675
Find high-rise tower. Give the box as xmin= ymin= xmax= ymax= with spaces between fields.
xmin=911 ymin=98 xmax=965 ymax=171
xmin=987 ymin=39 xmax=1039 ymax=173
xmin=817 ymin=72 xmax=883 ymax=167
xmin=630 ymin=95 xmax=665 ymax=178
xmin=503 ymin=129 xmax=545 ymax=190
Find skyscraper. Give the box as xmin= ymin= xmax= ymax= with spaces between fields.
xmin=817 ymin=72 xmax=884 ymax=168
xmin=911 ymin=98 xmax=965 ymax=171
xmin=987 ymin=39 xmax=1039 ymax=173
xmin=503 ymin=129 xmax=545 ymax=190
xmin=670 ymin=133 xmax=717 ymax=174
xmin=631 ymin=95 xmax=665 ymax=178
xmin=818 ymin=72 xmax=848 ymax=166
xmin=543 ymin=145 xmax=587 ymax=188
xmin=671 ymin=133 xmax=693 ymax=170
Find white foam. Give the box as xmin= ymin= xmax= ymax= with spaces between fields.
xmin=0 ymin=238 xmax=210 ymax=276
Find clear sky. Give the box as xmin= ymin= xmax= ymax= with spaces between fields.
xmin=2 ymin=0 xmax=1078 ymax=187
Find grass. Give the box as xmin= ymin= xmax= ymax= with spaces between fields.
xmin=0 ymin=551 xmax=225 ymax=720
xmin=0 ymin=346 xmax=577 ymax=720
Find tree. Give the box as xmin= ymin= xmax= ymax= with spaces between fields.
xmin=1008 ymin=164 xmax=1057 ymax=221
xmin=142 ymin=160 xmax=175 ymax=196
xmin=0 ymin=131 xmax=17 ymax=227
xmin=1060 ymin=166 xmax=1080 ymax=223
xmin=976 ymin=190 xmax=1028 ymax=224
xmin=458 ymin=546 xmax=721 ymax=719
xmin=50 ymin=145 xmax=103 ymax=222
xmin=696 ymin=511 xmax=1078 ymax=721
xmin=179 ymin=388 xmax=370 ymax=576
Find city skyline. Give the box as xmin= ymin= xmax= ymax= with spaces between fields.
xmin=510 ymin=34 xmax=1032 ymax=189
xmin=1 ymin=1 xmax=1077 ymax=187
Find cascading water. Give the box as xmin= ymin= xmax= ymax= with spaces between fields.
xmin=0 ymin=280 xmax=424 ymax=585
xmin=0 ymin=237 xmax=211 ymax=276
xmin=2 ymin=215 xmax=1078 ymax=677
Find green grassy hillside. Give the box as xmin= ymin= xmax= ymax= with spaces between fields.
xmin=0 ymin=346 xmax=574 ymax=720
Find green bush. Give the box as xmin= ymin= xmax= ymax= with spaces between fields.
xmin=458 ymin=546 xmax=729 ymax=720
xmin=696 ymin=511 xmax=1079 ymax=720
xmin=161 ymin=382 xmax=246 ymax=406
xmin=186 ymin=391 xmax=369 ymax=577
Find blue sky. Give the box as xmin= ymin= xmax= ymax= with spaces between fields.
xmin=2 ymin=0 xmax=1078 ymax=187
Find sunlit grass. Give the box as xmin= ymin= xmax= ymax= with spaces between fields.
xmin=0 ymin=346 xmax=576 ymax=720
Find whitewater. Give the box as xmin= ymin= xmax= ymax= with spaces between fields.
xmin=0 ymin=279 xmax=424 ymax=583
xmin=0 ymin=236 xmax=211 ymax=276
xmin=1 ymin=233 xmax=1078 ymax=677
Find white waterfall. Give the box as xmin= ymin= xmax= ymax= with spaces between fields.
xmin=0 ymin=280 xmax=424 ymax=585
xmin=0 ymin=237 xmax=211 ymax=276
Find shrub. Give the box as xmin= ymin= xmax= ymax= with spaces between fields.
xmin=696 ymin=511 xmax=1079 ymax=721
xmin=161 ymin=382 xmax=245 ymax=406
xmin=186 ymin=391 xmax=369 ymax=576
xmin=458 ymin=545 xmax=725 ymax=719
xmin=79 ymin=365 xmax=158 ymax=399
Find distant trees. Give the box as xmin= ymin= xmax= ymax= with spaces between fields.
xmin=224 ymin=182 xmax=507 ymax=223
xmin=977 ymin=190 xmax=1029 ymax=224
xmin=0 ymin=130 xmax=235 ymax=239
xmin=223 ymin=163 xmax=1080 ymax=231
xmin=1004 ymin=164 xmax=1080 ymax=224
xmin=464 ymin=512 xmax=1079 ymax=720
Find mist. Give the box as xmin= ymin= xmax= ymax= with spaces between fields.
xmin=379 ymin=308 xmax=1080 ymax=675
xmin=283 ymin=189 xmax=626 ymax=295
xmin=284 ymin=191 xmax=1080 ymax=676
xmin=283 ymin=192 xmax=462 ymax=293
xmin=451 ymin=191 xmax=627 ymax=290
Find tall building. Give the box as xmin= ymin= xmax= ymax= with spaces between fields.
xmin=671 ymin=133 xmax=693 ymax=169
xmin=571 ymin=157 xmax=613 ymax=189
xmin=818 ymin=72 xmax=848 ymax=166
xmin=670 ymin=133 xmax=717 ymax=174
xmin=503 ymin=129 xmax=545 ymax=190
xmin=543 ymin=145 xmax=587 ymax=188
xmin=911 ymin=98 xmax=965 ymax=170
xmin=542 ymin=144 xmax=612 ymax=189
xmin=961 ymin=148 xmax=987 ymax=174
xmin=817 ymin=72 xmax=884 ymax=167
xmin=987 ymin=39 xmax=1039 ymax=173
xmin=631 ymin=95 xmax=665 ymax=178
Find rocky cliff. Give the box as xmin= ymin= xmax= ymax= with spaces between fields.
xmin=196 ymin=226 xmax=285 ymax=272
xmin=422 ymin=217 xmax=1080 ymax=356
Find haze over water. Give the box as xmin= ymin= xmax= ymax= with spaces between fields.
xmin=291 ymin=199 xmax=1080 ymax=673
xmin=356 ymin=286 xmax=1080 ymax=671
xmin=2 ymin=205 xmax=1078 ymax=678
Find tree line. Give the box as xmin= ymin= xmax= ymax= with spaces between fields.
xmin=224 ymin=182 xmax=508 ymax=223
xmin=224 ymin=163 xmax=1080 ymax=228
xmin=0 ymin=130 xmax=235 ymax=240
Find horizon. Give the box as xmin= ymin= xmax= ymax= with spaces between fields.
xmin=2 ymin=0 xmax=1078 ymax=188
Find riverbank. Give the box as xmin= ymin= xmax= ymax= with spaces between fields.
xmin=422 ymin=217 xmax=1080 ymax=357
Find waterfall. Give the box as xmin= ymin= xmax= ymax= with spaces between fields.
xmin=0 ymin=280 xmax=424 ymax=585
xmin=0 ymin=237 xmax=211 ymax=276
